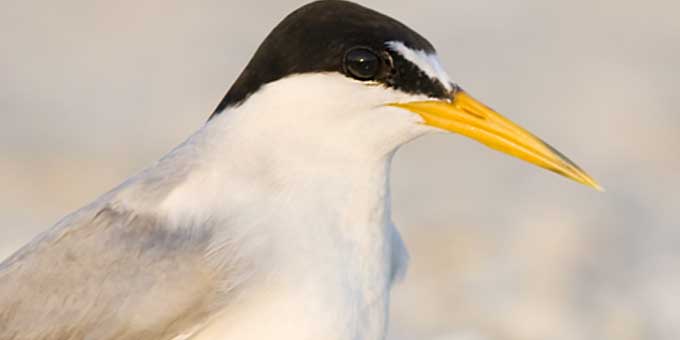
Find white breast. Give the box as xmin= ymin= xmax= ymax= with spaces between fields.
xmin=150 ymin=74 xmax=423 ymax=340
xmin=186 ymin=163 xmax=406 ymax=340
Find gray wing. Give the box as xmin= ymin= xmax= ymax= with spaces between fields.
xmin=0 ymin=205 xmax=230 ymax=340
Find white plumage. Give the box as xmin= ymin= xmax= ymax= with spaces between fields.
xmin=164 ymin=72 xmax=437 ymax=339
xmin=0 ymin=50 xmax=449 ymax=339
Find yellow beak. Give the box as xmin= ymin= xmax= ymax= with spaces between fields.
xmin=390 ymin=90 xmax=602 ymax=191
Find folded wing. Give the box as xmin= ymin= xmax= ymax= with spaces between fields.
xmin=0 ymin=204 xmax=231 ymax=340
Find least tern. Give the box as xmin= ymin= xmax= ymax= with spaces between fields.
xmin=0 ymin=1 xmax=600 ymax=339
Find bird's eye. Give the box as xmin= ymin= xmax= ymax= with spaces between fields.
xmin=344 ymin=48 xmax=381 ymax=81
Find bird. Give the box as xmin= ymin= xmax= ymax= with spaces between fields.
xmin=0 ymin=1 xmax=601 ymax=339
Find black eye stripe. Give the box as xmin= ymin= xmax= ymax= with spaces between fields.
xmin=380 ymin=51 xmax=450 ymax=100
xmin=343 ymin=47 xmax=449 ymax=99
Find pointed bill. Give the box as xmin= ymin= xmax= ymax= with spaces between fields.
xmin=390 ymin=90 xmax=602 ymax=191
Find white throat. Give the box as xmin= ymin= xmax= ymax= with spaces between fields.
xmin=148 ymin=74 xmax=427 ymax=340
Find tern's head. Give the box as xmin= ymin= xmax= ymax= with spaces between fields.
xmin=210 ymin=0 xmax=600 ymax=190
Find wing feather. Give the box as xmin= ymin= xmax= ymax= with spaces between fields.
xmin=0 ymin=205 xmax=229 ymax=340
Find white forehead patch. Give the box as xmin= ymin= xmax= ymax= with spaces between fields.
xmin=386 ymin=41 xmax=454 ymax=92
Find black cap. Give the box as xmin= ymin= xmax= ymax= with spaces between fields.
xmin=211 ymin=0 xmax=450 ymax=118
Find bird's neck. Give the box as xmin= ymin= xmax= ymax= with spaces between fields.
xmin=146 ymin=107 xmax=407 ymax=340
xmin=153 ymin=104 xmax=407 ymax=278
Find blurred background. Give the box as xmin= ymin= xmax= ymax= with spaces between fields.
xmin=1 ymin=0 xmax=678 ymax=339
